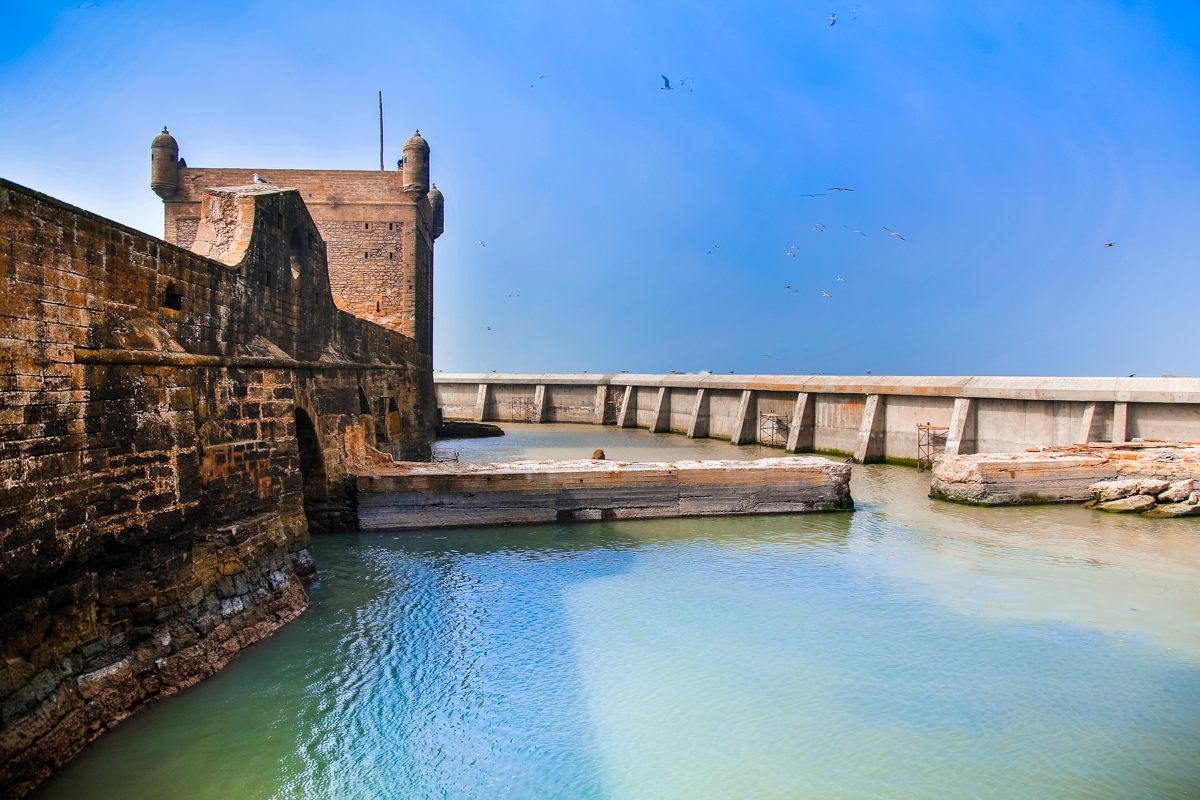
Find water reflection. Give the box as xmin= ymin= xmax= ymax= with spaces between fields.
xmin=31 ymin=423 xmax=1200 ymax=800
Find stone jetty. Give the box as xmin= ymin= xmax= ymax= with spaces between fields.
xmin=355 ymin=456 xmax=854 ymax=530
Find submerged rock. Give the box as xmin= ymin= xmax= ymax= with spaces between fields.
xmin=1144 ymin=502 xmax=1200 ymax=518
xmin=1097 ymin=494 xmax=1157 ymax=513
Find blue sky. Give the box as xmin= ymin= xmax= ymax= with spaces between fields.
xmin=2 ymin=0 xmax=1198 ymax=376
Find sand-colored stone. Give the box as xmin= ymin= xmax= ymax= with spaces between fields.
xmin=931 ymin=444 xmax=1200 ymax=506
xmin=1097 ymin=494 xmax=1157 ymax=513
xmin=355 ymin=457 xmax=853 ymax=531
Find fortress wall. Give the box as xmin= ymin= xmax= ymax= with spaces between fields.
xmin=0 ymin=178 xmax=434 ymax=798
xmin=162 ymin=167 xmax=435 ymax=356
xmin=435 ymin=374 xmax=1200 ymax=462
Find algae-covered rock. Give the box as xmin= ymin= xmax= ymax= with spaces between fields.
xmin=1144 ymin=502 xmax=1200 ymax=518
xmin=1097 ymin=494 xmax=1157 ymax=513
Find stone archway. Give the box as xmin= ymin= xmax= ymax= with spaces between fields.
xmin=294 ymin=408 xmax=328 ymax=503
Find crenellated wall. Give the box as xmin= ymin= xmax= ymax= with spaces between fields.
xmin=0 ymin=177 xmax=435 ymax=798
xmin=435 ymin=374 xmax=1200 ymax=463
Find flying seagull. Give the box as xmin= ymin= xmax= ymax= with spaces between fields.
xmin=707 ymin=250 xmax=714 ymax=255
xmin=252 ymin=173 xmax=269 ymax=184
xmin=661 ymin=75 xmax=674 ymax=90
xmin=1103 ymin=242 xmax=1115 ymax=247
xmin=844 ymin=226 xmax=866 ymax=236
xmin=822 ymin=291 xmax=833 ymax=298
xmin=487 ymin=326 xmax=491 ymax=330
xmin=713 ymin=244 xmax=720 ymax=248
xmin=538 ymin=75 xmax=545 ymax=78
xmin=785 ymin=285 xmax=793 ymax=289
xmin=828 ymin=13 xmax=838 ymax=25
xmin=679 ymin=77 xmax=695 ymax=91
xmin=799 ymin=193 xmax=826 ymax=197
xmin=478 ymin=241 xmax=486 ymax=246
xmin=837 ymin=275 xmax=846 ymax=281
xmin=813 ymin=223 xmax=825 ymax=232
xmin=827 ymin=187 xmax=854 ymax=192
xmin=884 ymin=227 xmax=905 ymax=240
xmin=786 ymin=251 xmax=796 ymax=256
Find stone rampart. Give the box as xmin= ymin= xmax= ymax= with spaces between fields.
xmin=0 ymin=177 xmax=434 ymax=797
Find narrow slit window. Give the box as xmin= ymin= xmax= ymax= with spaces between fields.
xmin=388 ymin=222 xmax=393 ymax=230
xmin=388 ymin=252 xmax=393 ymax=260
xmin=364 ymin=252 xmax=369 ymax=259
xmin=364 ymin=222 xmax=369 ymax=230
xmin=375 ymin=300 xmax=382 ymax=313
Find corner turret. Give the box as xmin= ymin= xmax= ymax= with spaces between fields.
xmin=402 ymin=130 xmax=430 ymax=197
xmin=150 ymin=127 xmax=180 ymax=199
xmin=428 ymin=184 xmax=444 ymax=239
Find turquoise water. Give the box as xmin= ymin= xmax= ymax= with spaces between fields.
xmin=33 ymin=425 xmax=1200 ymax=799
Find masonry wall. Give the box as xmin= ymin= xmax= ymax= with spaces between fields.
xmin=0 ymin=178 xmax=434 ymax=798
xmin=161 ymin=167 xmax=436 ymax=358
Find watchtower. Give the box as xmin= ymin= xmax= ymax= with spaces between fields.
xmin=151 ymin=129 xmax=444 ymax=362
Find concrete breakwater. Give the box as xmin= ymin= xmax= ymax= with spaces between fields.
xmin=435 ymin=374 xmax=1200 ymax=463
xmin=356 ymin=457 xmax=853 ymax=530
xmin=930 ymin=443 xmax=1200 ymax=506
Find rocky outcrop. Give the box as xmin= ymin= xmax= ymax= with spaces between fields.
xmin=931 ymin=444 xmax=1200 ymax=506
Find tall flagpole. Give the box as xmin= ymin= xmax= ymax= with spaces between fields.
xmin=379 ymin=91 xmax=384 ymax=171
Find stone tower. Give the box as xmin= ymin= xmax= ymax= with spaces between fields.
xmin=151 ymin=129 xmax=443 ymax=362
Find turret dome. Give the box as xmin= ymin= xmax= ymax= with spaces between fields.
xmin=404 ymin=130 xmax=429 ymax=152
xmin=152 ymin=127 xmax=178 ymax=149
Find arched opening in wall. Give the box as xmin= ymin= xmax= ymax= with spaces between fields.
xmin=294 ymin=408 xmax=328 ymax=503
xmin=289 ymin=229 xmax=303 ymax=284
xmin=387 ymin=397 xmax=402 ymax=439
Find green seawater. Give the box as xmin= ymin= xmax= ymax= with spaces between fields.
xmin=32 ymin=425 xmax=1200 ymax=799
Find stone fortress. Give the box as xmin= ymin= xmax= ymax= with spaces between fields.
xmin=0 ymin=129 xmax=444 ymax=797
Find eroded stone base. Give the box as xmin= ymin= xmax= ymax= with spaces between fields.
xmin=0 ymin=512 xmax=314 ymax=800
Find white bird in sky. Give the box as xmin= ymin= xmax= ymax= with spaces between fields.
xmin=827 ymin=187 xmax=854 ymax=192
xmin=478 ymin=241 xmax=486 ymax=246
xmin=845 ymin=226 xmax=866 ymax=237
xmin=799 ymin=193 xmax=826 ymax=197
xmin=813 ymin=223 xmax=825 ymax=232
xmin=1103 ymin=242 xmax=1116 ymax=247
xmin=837 ymin=275 xmax=846 ymax=282
xmin=822 ymin=291 xmax=833 ymax=298
xmin=252 ymin=173 xmax=269 ymax=184
xmin=786 ymin=251 xmax=796 ymax=257
xmin=828 ymin=13 xmax=838 ymax=25
xmin=661 ymin=75 xmax=674 ymax=90
xmin=884 ymin=227 xmax=905 ymax=240
xmin=679 ymin=77 xmax=695 ymax=91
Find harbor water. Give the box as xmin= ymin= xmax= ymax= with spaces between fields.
xmin=32 ymin=425 xmax=1200 ymax=799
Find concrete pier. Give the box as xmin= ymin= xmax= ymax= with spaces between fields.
xmin=434 ymin=374 xmax=1200 ymax=462
xmin=355 ymin=457 xmax=853 ymax=530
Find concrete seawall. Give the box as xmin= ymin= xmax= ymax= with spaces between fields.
xmin=434 ymin=374 xmax=1200 ymax=463
xmin=356 ymin=457 xmax=853 ymax=530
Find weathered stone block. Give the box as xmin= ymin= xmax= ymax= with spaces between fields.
xmin=1097 ymin=494 xmax=1157 ymax=513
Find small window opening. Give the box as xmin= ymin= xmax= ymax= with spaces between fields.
xmin=263 ymin=271 xmax=272 ymax=287
xmin=375 ymin=300 xmax=382 ymax=313
xmin=388 ymin=252 xmax=393 ymax=260
xmin=164 ymin=285 xmax=183 ymax=311
xmin=364 ymin=252 xmax=369 ymax=259
xmin=364 ymin=222 xmax=369 ymax=230
xmin=388 ymin=222 xmax=393 ymax=230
